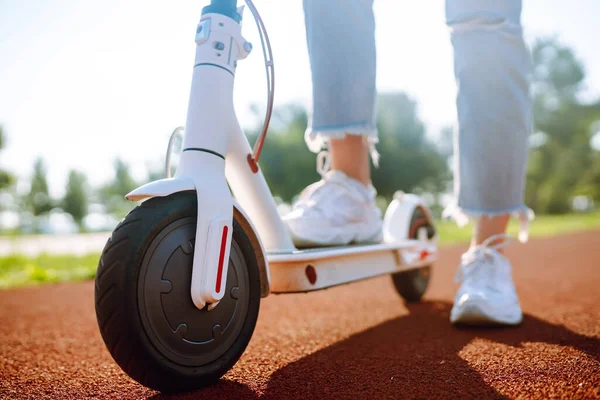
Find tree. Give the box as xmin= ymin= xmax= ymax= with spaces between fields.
xmin=0 ymin=127 xmax=14 ymax=190
xmin=100 ymin=158 xmax=138 ymax=217
xmin=525 ymin=37 xmax=600 ymax=213
xmin=106 ymin=158 xmax=137 ymax=196
xmin=63 ymin=170 xmax=88 ymax=227
xmin=372 ymin=93 xmax=449 ymax=200
xmin=26 ymin=157 xmax=53 ymax=215
xmin=252 ymin=93 xmax=449 ymax=205
xmin=249 ymin=104 xmax=318 ymax=202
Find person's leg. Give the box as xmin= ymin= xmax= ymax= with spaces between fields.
xmin=444 ymin=0 xmax=533 ymax=324
xmin=283 ymin=0 xmax=381 ymax=247
xmin=329 ymin=135 xmax=371 ymax=186
xmin=446 ymin=0 xmax=532 ymax=230
xmin=303 ymin=0 xmax=376 ymax=185
xmin=473 ymin=215 xmax=509 ymax=250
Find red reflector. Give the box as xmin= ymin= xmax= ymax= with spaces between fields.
xmin=215 ymin=226 xmax=229 ymax=293
xmin=419 ymin=250 xmax=429 ymax=261
xmin=305 ymin=265 xmax=317 ymax=285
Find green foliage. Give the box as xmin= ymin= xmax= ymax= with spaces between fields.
xmin=372 ymin=93 xmax=449 ymax=200
xmin=253 ymin=94 xmax=449 ymax=204
xmin=578 ymin=152 xmax=600 ymax=201
xmin=526 ymin=37 xmax=600 ymax=213
xmin=0 ymin=253 xmax=99 ymax=289
xmin=531 ymin=37 xmax=585 ymax=101
xmin=0 ymin=127 xmax=14 ymax=190
xmin=25 ymin=157 xmax=53 ymax=216
xmin=100 ymin=158 xmax=138 ymax=218
xmin=111 ymin=158 xmax=138 ymax=195
xmin=437 ymin=212 xmax=600 ymax=245
xmin=63 ymin=170 xmax=88 ymax=225
xmin=0 ymin=171 xmax=13 ymax=190
xmin=249 ymin=105 xmax=320 ymax=202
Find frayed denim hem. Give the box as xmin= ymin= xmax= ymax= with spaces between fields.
xmin=305 ymin=123 xmax=380 ymax=165
xmin=442 ymin=203 xmax=535 ymax=243
xmin=305 ymin=123 xmax=378 ymax=152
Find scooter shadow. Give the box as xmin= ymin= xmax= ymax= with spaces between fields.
xmin=148 ymin=379 xmax=259 ymax=400
xmin=153 ymin=300 xmax=599 ymax=399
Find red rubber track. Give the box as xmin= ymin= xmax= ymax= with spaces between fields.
xmin=1 ymin=231 xmax=599 ymax=399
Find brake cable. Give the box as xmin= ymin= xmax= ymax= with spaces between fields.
xmin=245 ymin=0 xmax=274 ymax=171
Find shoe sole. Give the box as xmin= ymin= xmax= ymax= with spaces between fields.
xmin=451 ymin=301 xmax=522 ymax=326
xmin=291 ymin=234 xmax=383 ymax=249
xmin=288 ymin=222 xmax=383 ymax=248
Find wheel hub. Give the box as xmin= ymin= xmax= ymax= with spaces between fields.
xmin=138 ymin=217 xmax=250 ymax=367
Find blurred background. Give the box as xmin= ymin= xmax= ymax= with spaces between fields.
xmin=1 ymin=0 xmax=599 ymax=286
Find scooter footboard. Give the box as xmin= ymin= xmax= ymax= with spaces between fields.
xmin=268 ymin=241 xmax=436 ymax=293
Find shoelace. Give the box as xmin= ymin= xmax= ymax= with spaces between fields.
xmin=295 ymin=150 xmax=369 ymax=220
xmin=293 ymin=151 xmax=330 ymax=203
xmin=455 ymin=233 xmax=512 ymax=284
xmin=315 ymin=141 xmax=380 ymax=177
xmin=296 ymin=150 xmax=335 ymax=201
xmin=316 ymin=150 xmax=331 ymax=178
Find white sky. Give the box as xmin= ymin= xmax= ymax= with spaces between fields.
xmin=1 ymin=0 xmax=599 ymax=197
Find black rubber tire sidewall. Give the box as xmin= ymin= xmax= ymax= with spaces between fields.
xmin=94 ymin=192 xmax=260 ymax=393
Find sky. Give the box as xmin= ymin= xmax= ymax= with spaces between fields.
xmin=1 ymin=0 xmax=600 ymax=198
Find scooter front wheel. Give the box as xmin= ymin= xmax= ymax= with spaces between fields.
xmin=94 ymin=192 xmax=260 ymax=393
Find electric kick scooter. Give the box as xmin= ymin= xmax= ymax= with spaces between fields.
xmin=94 ymin=0 xmax=438 ymax=393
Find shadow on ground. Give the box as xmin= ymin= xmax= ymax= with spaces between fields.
xmin=154 ymin=301 xmax=599 ymax=399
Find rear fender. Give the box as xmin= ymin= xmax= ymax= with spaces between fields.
xmin=383 ymin=192 xmax=436 ymax=242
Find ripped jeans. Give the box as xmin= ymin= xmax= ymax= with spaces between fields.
xmin=303 ymin=0 xmax=534 ymax=239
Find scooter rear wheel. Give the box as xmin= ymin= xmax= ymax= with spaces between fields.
xmin=390 ymin=206 xmax=435 ymax=302
xmin=94 ymin=192 xmax=260 ymax=393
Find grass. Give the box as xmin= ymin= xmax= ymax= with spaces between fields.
xmin=437 ymin=212 xmax=600 ymax=245
xmin=0 ymin=213 xmax=599 ymax=289
xmin=0 ymin=253 xmax=99 ymax=289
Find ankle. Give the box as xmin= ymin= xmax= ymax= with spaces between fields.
xmin=329 ymin=135 xmax=371 ymax=186
xmin=472 ymin=215 xmax=510 ymax=246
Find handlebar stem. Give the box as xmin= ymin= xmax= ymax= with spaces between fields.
xmin=202 ymin=0 xmax=241 ymax=23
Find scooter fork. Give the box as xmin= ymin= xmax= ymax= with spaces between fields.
xmin=127 ymin=10 xmax=250 ymax=309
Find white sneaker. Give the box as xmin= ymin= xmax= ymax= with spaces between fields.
xmin=283 ymin=167 xmax=383 ymax=248
xmin=450 ymin=234 xmax=523 ymax=325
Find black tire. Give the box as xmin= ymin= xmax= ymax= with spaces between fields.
xmin=94 ymin=192 xmax=260 ymax=393
xmin=390 ymin=206 xmax=435 ymax=302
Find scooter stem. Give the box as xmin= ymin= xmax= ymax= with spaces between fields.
xmin=125 ymin=4 xmax=295 ymax=309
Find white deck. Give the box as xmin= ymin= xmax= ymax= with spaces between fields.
xmin=268 ymin=239 xmax=437 ymax=293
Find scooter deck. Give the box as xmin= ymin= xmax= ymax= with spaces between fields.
xmin=267 ymin=240 xmax=436 ymax=293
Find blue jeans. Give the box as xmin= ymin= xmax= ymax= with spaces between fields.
xmin=303 ymin=0 xmax=533 ymax=237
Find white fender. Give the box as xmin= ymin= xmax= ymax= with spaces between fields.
xmin=125 ymin=177 xmax=195 ymax=202
xmin=383 ymin=192 xmax=436 ymax=242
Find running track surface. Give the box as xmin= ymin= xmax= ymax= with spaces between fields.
xmin=1 ymin=231 xmax=599 ymax=399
